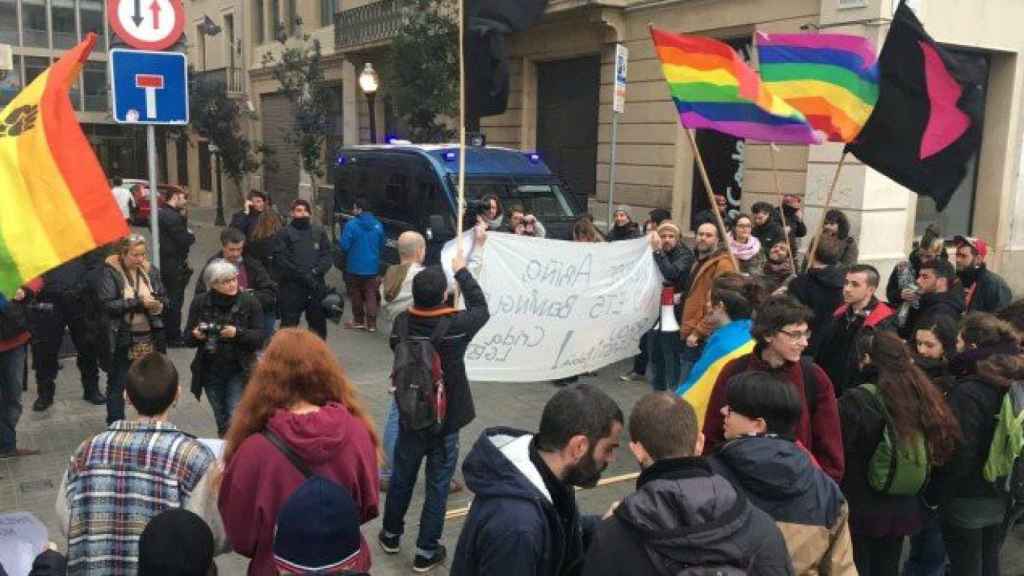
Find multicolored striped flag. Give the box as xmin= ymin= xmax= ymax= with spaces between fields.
xmin=676 ymin=320 xmax=755 ymax=428
xmin=757 ymin=32 xmax=880 ymax=143
xmin=650 ymin=27 xmax=819 ymax=145
xmin=0 ymin=33 xmax=127 ymax=298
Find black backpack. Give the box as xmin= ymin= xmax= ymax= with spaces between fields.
xmin=391 ymin=314 xmax=451 ymax=435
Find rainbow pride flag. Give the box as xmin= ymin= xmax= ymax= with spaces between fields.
xmin=677 ymin=319 xmax=755 ymax=428
xmin=650 ymin=27 xmax=819 ymax=145
xmin=0 ymin=34 xmax=128 ymax=298
xmin=757 ymin=32 xmax=879 ymax=143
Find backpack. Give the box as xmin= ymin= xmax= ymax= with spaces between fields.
xmin=983 ymin=381 xmax=1024 ymax=500
xmin=862 ymin=383 xmax=930 ymax=495
xmin=391 ymin=314 xmax=451 ymax=435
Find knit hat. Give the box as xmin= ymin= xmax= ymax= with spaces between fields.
xmin=614 ymin=205 xmax=630 ymax=216
xmin=656 ymin=221 xmax=681 ymax=237
xmin=138 ymin=509 xmax=214 ymax=576
xmin=273 ymin=476 xmax=363 ymax=574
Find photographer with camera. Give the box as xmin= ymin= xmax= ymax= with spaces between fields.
xmin=29 ymin=251 xmax=107 ymax=412
xmin=186 ymin=259 xmax=264 ymax=437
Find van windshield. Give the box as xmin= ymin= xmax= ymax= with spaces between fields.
xmin=455 ymin=177 xmax=578 ymax=222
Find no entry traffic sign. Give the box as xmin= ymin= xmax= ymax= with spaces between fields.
xmin=108 ymin=0 xmax=185 ymax=51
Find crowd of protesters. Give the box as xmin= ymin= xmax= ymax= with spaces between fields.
xmin=2 ymin=190 xmax=1024 ymax=576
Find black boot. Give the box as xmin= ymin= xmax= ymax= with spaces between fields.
xmin=83 ymin=387 xmax=107 ymax=405
xmin=32 ymin=396 xmax=53 ymax=412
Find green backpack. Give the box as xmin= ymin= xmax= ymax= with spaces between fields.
xmin=863 ymin=384 xmax=930 ymax=495
xmin=982 ymin=382 xmax=1024 ymax=500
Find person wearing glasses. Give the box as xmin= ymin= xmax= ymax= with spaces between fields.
xmin=701 ymin=294 xmax=844 ymax=483
xmin=95 ymin=235 xmax=168 ymax=425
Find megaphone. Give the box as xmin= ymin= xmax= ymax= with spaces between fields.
xmin=659 ymin=286 xmax=680 ymax=333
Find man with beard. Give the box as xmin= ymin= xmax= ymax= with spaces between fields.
xmin=606 ymin=206 xmax=640 ymax=242
xmin=763 ymin=239 xmax=796 ymax=294
xmin=275 ymin=199 xmax=333 ymax=339
xmin=451 ymin=384 xmax=624 ymax=576
xmin=953 ymin=236 xmax=1011 ymax=313
xmin=886 ymin=225 xmax=947 ymax=330
xmin=582 ymin=392 xmax=792 ymax=576
xmin=229 ymin=191 xmax=268 ymax=238
xmin=680 ymin=222 xmax=737 ymax=377
xmin=158 ymin=188 xmax=195 ymax=347
xmin=900 ymin=259 xmax=965 ymax=340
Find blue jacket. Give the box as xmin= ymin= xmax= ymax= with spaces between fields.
xmin=452 ymin=427 xmax=592 ymax=576
xmin=339 ymin=212 xmax=384 ymax=276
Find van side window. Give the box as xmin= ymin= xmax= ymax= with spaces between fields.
xmin=377 ymin=170 xmax=422 ymax=227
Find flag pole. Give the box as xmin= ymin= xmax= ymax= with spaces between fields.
xmin=806 ymin=151 xmax=848 ymax=268
xmin=456 ymin=0 xmax=467 ymax=255
xmin=685 ymin=128 xmax=739 ymax=271
xmin=768 ymin=144 xmax=798 ymax=273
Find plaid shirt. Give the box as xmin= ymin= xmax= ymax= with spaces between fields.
xmin=63 ymin=420 xmax=215 ymax=576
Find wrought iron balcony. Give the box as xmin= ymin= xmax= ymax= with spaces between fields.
xmin=194 ymin=67 xmax=244 ymax=95
xmin=335 ymin=0 xmax=406 ymax=50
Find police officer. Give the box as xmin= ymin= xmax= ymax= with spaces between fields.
xmin=30 ymin=252 xmax=107 ymax=411
xmin=275 ymin=199 xmax=332 ymax=339
xmin=158 ymin=187 xmax=196 ymax=347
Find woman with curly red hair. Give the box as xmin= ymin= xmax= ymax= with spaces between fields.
xmin=218 ymin=328 xmax=380 ymax=575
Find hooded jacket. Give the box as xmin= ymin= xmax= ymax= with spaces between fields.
xmin=582 ymin=457 xmax=793 ymax=576
xmin=218 ymin=403 xmax=380 ymax=576
xmin=710 ymin=436 xmax=855 ymax=575
xmin=787 ymin=266 xmax=845 ymax=356
xmin=339 ymin=212 xmax=384 ymax=276
xmin=703 ymin=350 xmax=844 ymax=483
xmin=452 ymin=428 xmax=591 ymax=576
xmin=681 ymin=248 xmax=737 ymax=339
xmin=900 ymin=288 xmax=966 ymax=340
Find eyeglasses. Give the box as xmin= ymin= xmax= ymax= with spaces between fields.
xmin=735 ymin=222 xmax=752 ymax=229
xmin=778 ymin=328 xmax=811 ymax=342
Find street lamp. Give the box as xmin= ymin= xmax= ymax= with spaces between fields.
xmin=208 ymin=142 xmax=225 ymax=226
xmin=359 ymin=63 xmax=379 ymax=144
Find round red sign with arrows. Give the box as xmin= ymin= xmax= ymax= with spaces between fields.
xmin=108 ymin=0 xmax=185 ymax=51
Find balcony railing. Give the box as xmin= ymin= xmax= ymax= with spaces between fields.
xmin=194 ymin=67 xmax=244 ymax=95
xmin=335 ymin=0 xmax=406 ymax=50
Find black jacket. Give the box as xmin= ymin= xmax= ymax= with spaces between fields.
xmin=0 ymin=286 xmax=35 ymax=343
xmin=653 ymin=243 xmax=695 ymax=294
xmin=157 ymin=205 xmax=195 ymax=274
xmin=389 ymin=268 xmax=489 ymax=435
xmin=194 ymin=252 xmax=277 ymax=313
xmin=787 ymin=266 xmax=845 ymax=355
xmin=452 ymin=428 xmax=594 ymax=576
xmin=901 ymin=289 xmax=965 ymax=340
xmin=885 ymin=249 xmax=952 ymax=306
xmin=606 ymin=223 xmax=641 ymax=242
xmin=185 ymin=290 xmax=264 ymax=399
xmin=273 ymin=222 xmax=332 ymax=289
xmin=815 ymin=299 xmax=897 ymax=396
xmin=95 ymin=257 xmax=168 ymax=357
xmin=838 ymin=385 xmax=924 ymax=538
xmin=229 ymin=210 xmax=259 ymax=237
xmin=583 ymin=457 xmax=793 ymax=576
xmin=961 ymin=266 xmax=1012 ymax=313
xmin=754 ymin=220 xmax=785 ymax=254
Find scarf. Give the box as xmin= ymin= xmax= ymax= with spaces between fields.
xmin=108 ymin=255 xmax=155 ymax=332
xmin=728 ymin=233 xmax=762 ymax=261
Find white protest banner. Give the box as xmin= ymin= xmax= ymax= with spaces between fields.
xmin=443 ymin=233 xmax=662 ymax=382
xmin=0 ymin=512 xmax=48 ymax=576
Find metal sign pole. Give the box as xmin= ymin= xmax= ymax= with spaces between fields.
xmin=608 ymin=44 xmax=628 ymax=232
xmin=147 ymin=124 xmax=160 ymax=268
xmin=608 ymin=113 xmax=620 ymax=232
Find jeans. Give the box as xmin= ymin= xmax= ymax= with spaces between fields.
xmin=262 ymin=312 xmax=277 ymax=344
xmin=942 ymin=522 xmax=1006 ymax=576
xmin=383 ymin=429 xmax=459 ymax=557
xmin=852 ymin=533 xmax=904 ymax=576
xmin=106 ymin=347 xmax=132 ymax=425
xmin=381 ymin=398 xmax=400 ymax=482
xmin=904 ymin=510 xmax=947 ymax=576
xmin=650 ymin=331 xmax=682 ymax=391
xmin=0 ymin=344 xmax=27 ymax=453
xmin=204 ymin=371 xmax=246 ymax=437
xmin=347 ymin=274 xmax=380 ymax=327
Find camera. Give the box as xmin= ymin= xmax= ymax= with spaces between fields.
xmin=197 ymin=322 xmax=223 ymax=354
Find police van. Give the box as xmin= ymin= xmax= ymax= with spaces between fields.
xmin=332 ymin=143 xmax=583 ymax=267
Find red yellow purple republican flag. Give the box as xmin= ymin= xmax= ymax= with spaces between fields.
xmin=0 ymin=33 xmax=128 ymax=298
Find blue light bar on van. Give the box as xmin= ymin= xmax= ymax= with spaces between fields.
xmin=526 ymin=153 xmax=541 ymax=164
xmin=335 ymin=155 xmax=347 ymax=166
xmin=443 ymin=151 xmax=457 ymax=162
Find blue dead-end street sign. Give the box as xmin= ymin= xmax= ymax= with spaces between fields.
xmin=110 ymin=48 xmax=188 ymax=125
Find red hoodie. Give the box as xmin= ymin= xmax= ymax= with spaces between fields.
xmin=219 ymin=402 xmax=380 ymax=575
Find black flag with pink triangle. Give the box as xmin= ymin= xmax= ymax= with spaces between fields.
xmin=845 ymin=1 xmax=984 ymax=211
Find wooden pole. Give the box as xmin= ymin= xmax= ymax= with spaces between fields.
xmin=684 ymin=128 xmax=740 ymax=271
xmin=444 ymin=471 xmax=641 ymax=521
xmin=768 ymin=145 xmax=798 ymax=273
xmin=806 ymin=151 xmax=848 ymax=269
xmin=455 ymin=0 xmax=467 ymax=254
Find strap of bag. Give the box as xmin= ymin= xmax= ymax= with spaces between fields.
xmin=800 ymin=356 xmax=819 ymax=416
xmin=262 ymin=430 xmax=313 ymax=479
xmin=429 ymin=316 xmax=453 ymax=346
